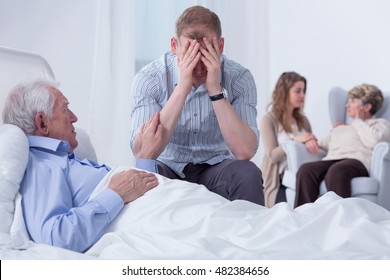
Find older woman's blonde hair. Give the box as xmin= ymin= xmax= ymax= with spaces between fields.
xmin=348 ymin=83 xmax=384 ymax=116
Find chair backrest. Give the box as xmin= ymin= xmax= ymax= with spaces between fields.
xmin=328 ymin=86 xmax=349 ymax=125
xmin=376 ymin=94 xmax=390 ymax=121
xmin=0 ymin=46 xmax=55 ymax=123
xmin=328 ymin=86 xmax=390 ymax=125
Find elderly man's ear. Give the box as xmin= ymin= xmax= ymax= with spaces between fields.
xmin=34 ymin=112 xmax=49 ymax=136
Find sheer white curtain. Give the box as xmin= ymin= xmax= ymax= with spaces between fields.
xmin=0 ymin=0 xmax=135 ymax=167
xmin=87 ymin=0 xmax=135 ymax=167
xmin=134 ymin=0 xmax=195 ymax=71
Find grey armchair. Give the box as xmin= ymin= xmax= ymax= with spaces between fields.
xmin=282 ymin=86 xmax=390 ymax=210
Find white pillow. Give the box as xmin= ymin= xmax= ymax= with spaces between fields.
xmin=73 ymin=127 xmax=98 ymax=163
xmin=0 ymin=124 xmax=30 ymax=249
xmin=0 ymin=124 xmax=98 ymax=250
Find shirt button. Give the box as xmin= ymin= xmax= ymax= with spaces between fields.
xmin=194 ymin=113 xmax=198 ymax=117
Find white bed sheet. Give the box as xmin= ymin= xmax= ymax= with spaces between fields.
xmin=2 ymin=167 xmax=390 ymax=260
xmin=0 ymin=244 xmax=91 ymax=259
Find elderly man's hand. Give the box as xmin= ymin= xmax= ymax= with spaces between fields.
xmin=108 ymin=169 xmax=158 ymax=203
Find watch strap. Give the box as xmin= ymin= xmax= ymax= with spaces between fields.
xmin=210 ymin=88 xmax=227 ymax=101
xmin=209 ymin=93 xmax=225 ymax=101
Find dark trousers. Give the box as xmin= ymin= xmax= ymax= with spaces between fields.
xmin=294 ymin=159 xmax=369 ymax=207
xmin=157 ymin=159 xmax=264 ymax=205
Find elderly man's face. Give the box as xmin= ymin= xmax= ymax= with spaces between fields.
xmin=46 ymin=88 xmax=78 ymax=153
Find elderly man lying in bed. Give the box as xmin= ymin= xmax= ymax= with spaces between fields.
xmin=1 ymin=79 xmax=167 ymax=253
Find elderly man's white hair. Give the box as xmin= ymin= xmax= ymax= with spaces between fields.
xmin=2 ymin=79 xmax=60 ymax=135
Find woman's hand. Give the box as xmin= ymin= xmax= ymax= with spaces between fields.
xmin=293 ymin=132 xmax=316 ymax=144
xmin=333 ymin=121 xmax=345 ymax=128
xmin=304 ymin=138 xmax=320 ymax=153
xmin=293 ymin=132 xmax=320 ymax=153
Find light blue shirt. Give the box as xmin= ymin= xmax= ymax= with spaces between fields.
xmin=20 ymin=136 xmax=157 ymax=252
xmin=130 ymin=52 xmax=259 ymax=177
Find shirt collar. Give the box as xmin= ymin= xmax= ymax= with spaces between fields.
xmin=28 ymin=135 xmax=70 ymax=154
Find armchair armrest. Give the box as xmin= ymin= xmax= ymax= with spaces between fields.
xmin=370 ymin=142 xmax=390 ymax=209
xmin=282 ymin=140 xmax=326 ymax=173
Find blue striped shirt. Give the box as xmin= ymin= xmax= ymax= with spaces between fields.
xmin=130 ymin=52 xmax=259 ymax=177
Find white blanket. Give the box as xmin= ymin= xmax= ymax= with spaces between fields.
xmin=84 ymin=167 xmax=390 ymax=259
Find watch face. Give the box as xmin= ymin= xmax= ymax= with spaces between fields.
xmin=222 ymin=88 xmax=228 ymax=98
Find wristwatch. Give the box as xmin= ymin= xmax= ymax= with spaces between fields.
xmin=209 ymin=88 xmax=228 ymax=101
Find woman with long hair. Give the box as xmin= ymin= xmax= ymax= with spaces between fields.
xmin=260 ymin=72 xmax=319 ymax=207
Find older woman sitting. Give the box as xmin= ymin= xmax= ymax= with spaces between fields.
xmin=295 ymin=83 xmax=390 ymax=207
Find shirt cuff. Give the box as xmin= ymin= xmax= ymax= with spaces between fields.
xmin=92 ymin=188 xmax=124 ymax=221
xmin=135 ymin=158 xmax=158 ymax=173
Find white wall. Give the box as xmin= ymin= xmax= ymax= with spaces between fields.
xmin=267 ymin=0 xmax=390 ymax=138
xmin=0 ymin=0 xmax=97 ymax=128
xmin=1 ymin=0 xmax=390 ymax=168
